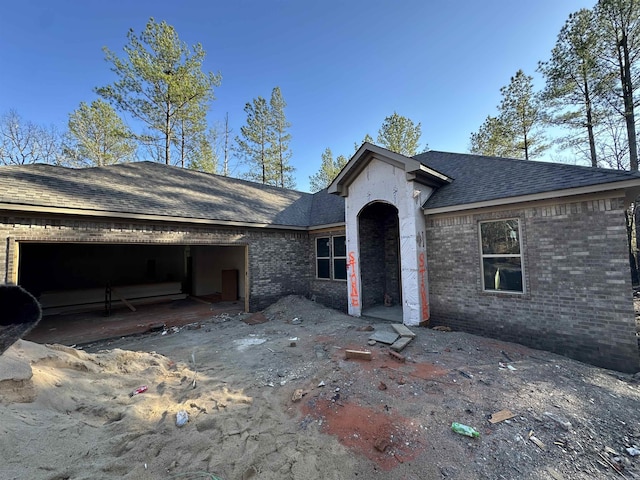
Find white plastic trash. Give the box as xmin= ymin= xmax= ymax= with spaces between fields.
xmin=176 ymin=410 xmax=189 ymax=427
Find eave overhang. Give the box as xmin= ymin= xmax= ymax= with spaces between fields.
xmin=0 ymin=202 xmax=308 ymax=231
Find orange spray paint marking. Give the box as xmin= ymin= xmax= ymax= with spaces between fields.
xmin=348 ymin=251 xmax=359 ymax=307
xmin=419 ymin=252 xmax=429 ymax=321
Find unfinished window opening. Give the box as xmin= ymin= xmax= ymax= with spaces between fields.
xmin=316 ymin=236 xmax=346 ymax=280
xmin=480 ymin=218 xmax=524 ymax=293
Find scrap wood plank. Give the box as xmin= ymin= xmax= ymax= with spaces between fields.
xmin=489 ymin=409 xmax=515 ymax=424
xmin=345 ymin=349 xmax=372 ymax=361
xmin=529 ymin=435 xmax=546 ymax=450
xmin=111 ymin=289 xmax=136 ymax=312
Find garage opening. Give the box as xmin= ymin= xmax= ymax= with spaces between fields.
xmin=358 ymin=202 xmax=401 ymax=313
xmin=18 ymin=243 xmax=247 ymax=316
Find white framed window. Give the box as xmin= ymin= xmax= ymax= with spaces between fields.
xmin=479 ymin=219 xmax=524 ymax=293
xmin=316 ymin=235 xmax=346 ymax=280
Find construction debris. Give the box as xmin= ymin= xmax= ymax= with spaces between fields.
xmin=368 ymin=330 xmax=399 ymax=345
xmin=489 ymin=409 xmax=515 ymax=424
xmin=388 ymin=351 xmax=406 ymax=363
xmin=391 ymin=324 xmax=416 ymax=338
xmin=345 ymin=349 xmax=372 ymax=361
xmin=432 ymin=325 xmax=451 ymax=332
xmin=390 ymin=336 xmax=413 ymax=352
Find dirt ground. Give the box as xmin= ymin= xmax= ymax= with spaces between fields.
xmin=2 ymin=295 xmax=640 ymax=480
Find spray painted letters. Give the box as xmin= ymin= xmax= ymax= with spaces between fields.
xmin=419 ymin=252 xmax=429 ymax=321
xmin=348 ymin=251 xmax=359 ymax=307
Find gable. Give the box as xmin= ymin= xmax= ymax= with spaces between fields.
xmin=328 ymin=143 xmax=451 ymax=197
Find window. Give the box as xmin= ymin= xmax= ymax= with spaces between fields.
xmin=480 ymin=219 xmax=523 ymax=293
xmin=316 ymin=235 xmax=346 ymax=280
xmin=333 ymin=236 xmax=347 ymax=280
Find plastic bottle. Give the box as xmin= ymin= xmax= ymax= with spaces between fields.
xmin=451 ymin=422 xmax=480 ymax=438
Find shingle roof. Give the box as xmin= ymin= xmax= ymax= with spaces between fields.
xmin=2 ymin=153 xmax=637 ymax=227
xmin=0 ymin=162 xmax=319 ymax=228
xmin=415 ymin=151 xmax=640 ymax=210
xmin=309 ymin=188 xmax=346 ymax=226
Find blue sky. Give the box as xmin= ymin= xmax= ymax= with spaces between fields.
xmin=0 ymin=0 xmax=595 ymax=192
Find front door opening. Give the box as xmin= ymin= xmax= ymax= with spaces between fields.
xmin=358 ymin=202 xmax=401 ymax=320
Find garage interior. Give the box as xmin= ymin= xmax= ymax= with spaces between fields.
xmin=17 ymin=242 xmax=248 ymax=333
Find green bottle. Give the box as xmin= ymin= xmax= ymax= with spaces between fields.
xmin=451 ymin=422 xmax=480 ymax=438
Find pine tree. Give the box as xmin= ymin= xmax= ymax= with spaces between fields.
xmin=377 ymin=112 xmax=423 ymax=156
xmin=269 ymin=87 xmax=295 ymax=188
xmin=539 ymin=9 xmax=607 ymax=167
xmin=236 ymin=96 xmax=274 ymax=184
xmin=96 ymin=18 xmax=221 ymax=166
xmin=65 ymin=100 xmax=136 ymax=166
xmin=595 ymin=0 xmax=640 ymax=171
xmin=237 ymin=87 xmax=294 ymax=187
xmin=309 ymin=147 xmax=348 ymax=192
xmin=470 ymin=70 xmax=547 ymax=160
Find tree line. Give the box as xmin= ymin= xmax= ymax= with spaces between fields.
xmin=308 ymin=113 xmax=424 ymax=192
xmin=0 ymin=17 xmax=427 ymax=192
xmin=0 ymin=18 xmax=293 ymax=188
xmin=470 ymin=0 xmax=640 ymax=172
xmin=5 ymin=1 xmax=639 ymax=191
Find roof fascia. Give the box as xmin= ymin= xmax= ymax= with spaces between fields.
xmin=0 ymin=202 xmax=308 ymax=231
xmin=308 ymin=222 xmax=346 ymax=232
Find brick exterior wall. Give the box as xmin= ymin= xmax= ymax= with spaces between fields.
xmin=248 ymin=230 xmax=309 ymax=310
xmin=0 ymin=214 xmax=310 ymax=312
xmin=308 ymin=227 xmax=348 ymax=312
xmin=359 ymin=215 xmax=385 ymax=309
xmin=425 ymin=196 xmax=640 ymax=373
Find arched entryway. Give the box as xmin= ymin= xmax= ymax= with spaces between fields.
xmin=358 ymin=202 xmax=402 ymax=321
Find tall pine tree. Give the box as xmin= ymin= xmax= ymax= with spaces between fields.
xmin=96 ymin=18 xmax=221 ymax=166
xmin=309 ymin=147 xmax=348 ymax=192
xmin=237 ymin=87 xmax=294 ymax=187
xmin=269 ymin=87 xmax=295 ymax=188
xmin=539 ymin=9 xmax=608 ymax=167
xmin=470 ymin=70 xmax=547 ymax=160
xmin=377 ymin=112 xmax=423 ymax=156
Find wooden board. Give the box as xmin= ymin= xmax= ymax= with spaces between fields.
xmin=489 ymin=409 xmax=515 ymax=424
xmin=43 ymin=293 xmax=187 ymax=316
xmin=39 ymin=282 xmax=182 ymax=309
xmin=345 ymin=349 xmax=372 ymax=361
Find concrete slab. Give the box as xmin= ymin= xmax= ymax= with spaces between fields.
xmin=369 ymin=331 xmax=400 ymax=345
xmin=391 ymin=324 xmax=416 ymax=338
xmin=390 ymin=336 xmax=413 ymax=352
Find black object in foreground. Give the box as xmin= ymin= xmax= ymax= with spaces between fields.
xmin=0 ymin=284 xmax=42 ymax=355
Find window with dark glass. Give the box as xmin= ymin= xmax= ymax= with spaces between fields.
xmin=316 ymin=237 xmax=330 ymax=279
xmin=333 ymin=236 xmax=347 ymax=280
xmin=316 ymin=235 xmax=346 ymax=280
xmin=480 ymin=219 xmax=523 ymax=293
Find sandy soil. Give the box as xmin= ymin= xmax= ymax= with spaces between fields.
xmin=2 ymin=295 xmax=640 ymax=480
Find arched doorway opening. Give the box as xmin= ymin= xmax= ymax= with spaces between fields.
xmin=358 ymin=202 xmax=402 ymax=320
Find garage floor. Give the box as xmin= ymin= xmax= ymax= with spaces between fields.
xmin=24 ymin=297 xmax=244 ymax=346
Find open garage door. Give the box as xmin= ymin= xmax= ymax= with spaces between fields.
xmin=17 ymin=243 xmax=248 ymax=315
